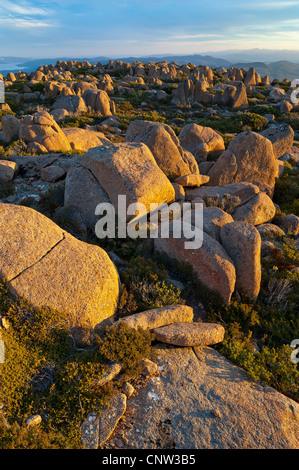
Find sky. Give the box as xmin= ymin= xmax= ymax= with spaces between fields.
xmin=0 ymin=0 xmax=299 ymax=59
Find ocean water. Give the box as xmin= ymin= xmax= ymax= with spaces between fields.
xmin=0 ymin=62 xmax=28 ymax=74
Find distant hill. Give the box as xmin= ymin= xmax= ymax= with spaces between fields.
xmin=115 ymin=54 xmax=231 ymax=67
xmin=1 ymin=53 xmax=299 ymax=82
xmin=233 ymin=60 xmax=299 ymax=81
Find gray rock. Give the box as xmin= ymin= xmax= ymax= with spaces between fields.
xmin=119 ymin=346 xmax=299 ymax=449
xmin=95 ymin=363 xmax=122 ymax=386
xmin=81 ymin=393 xmax=127 ymax=449
xmin=40 ymin=165 xmax=66 ymax=182
xmin=261 ymin=123 xmax=294 ymax=159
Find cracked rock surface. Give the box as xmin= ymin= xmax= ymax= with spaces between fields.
xmin=105 ymin=345 xmax=299 ymax=449
xmin=0 ymin=203 xmax=120 ymax=329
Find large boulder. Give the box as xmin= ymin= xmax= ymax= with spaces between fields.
xmin=82 ymin=89 xmax=113 ymax=116
xmin=220 ymin=222 xmax=261 ymax=301
xmin=171 ymin=79 xmax=194 ymax=107
xmin=213 ymin=82 xmax=248 ymax=109
xmin=260 ymin=123 xmax=294 ymax=159
xmin=232 ymin=192 xmax=276 ymax=225
xmin=207 ymin=131 xmax=279 ymax=194
xmin=193 ymin=80 xmax=212 ymax=105
xmin=178 ymin=123 xmax=225 ymax=162
xmin=154 ymin=228 xmax=236 ymax=305
xmin=125 ymin=120 xmax=196 ymax=177
xmin=81 ymin=141 xmax=175 ymax=220
xmin=63 ymin=166 xmax=111 ymax=230
xmin=19 ymin=111 xmax=72 ymax=153
xmin=244 ymin=67 xmax=256 ymax=86
xmin=63 ymin=127 xmax=108 ymax=152
xmin=0 ymin=204 xmax=120 ymax=329
xmin=1 ymin=114 xmax=20 ymax=142
xmin=52 ymin=95 xmax=88 ymax=115
xmin=201 ymin=207 xmax=234 ymax=241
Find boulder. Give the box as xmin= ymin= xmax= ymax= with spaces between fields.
xmin=201 ymin=207 xmax=234 ymax=241
xmin=40 ymin=165 xmax=65 ymax=182
xmin=0 ymin=160 xmax=18 ymax=182
xmin=280 ymin=100 xmax=293 ymax=114
xmin=63 ymin=165 xmax=110 ymax=230
xmin=153 ymin=322 xmax=225 ymax=347
xmin=154 ymin=228 xmax=236 ymax=305
xmin=174 ymin=173 xmax=210 ymax=187
xmin=279 ymin=214 xmax=299 ymax=236
xmin=1 ymin=114 xmax=20 ymax=142
xmin=82 ymin=89 xmax=113 ymax=116
xmin=50 ymin=108 xmax=70 ymax=122
xmin=0 ymin=204 xmax=120 ymax=329
xmin=232 ymin=192 xmax=276 ymax=225
xmin=171 ymin=79 xmax=194 ymax=107
xmin=244 ymin=67 xmax=256 ymax=86
xmin=193 ymin=80 xmax=212 ymax=105
xmin=81 ymin=141 xmax=175 ymax=220
xmin=185 ymin=182 xmax=260 ymax=206
xmin=220 ymin=222 xmax=262 ymax=301
xmin=19 ymin=111 xmax=72 ymax=153
xmin=256 ymin=223 xmax=286 ymax=239
xmin=260 ymin=123 xmax=294 ymax=159
xmin=52 ymin=95 xmax=87 ymax=115
xmin=63 ymin=127 xmax=108 ymax=152
xmin=125 ymin=120 xmax=193 ymax=177
xmin=207 ymin=131 xmax=279 ymax=194
xmin=213 ymin=82 xmax=248 ymax=109
xmin=114 ymin=305 xmax=194 ymax=330
xmin=178 ymin=123 xmax=225 ymax=162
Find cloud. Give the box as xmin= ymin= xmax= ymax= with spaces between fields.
xmin=0 ymin=17 xmax=53 ymax=28
xmin=0 ymin=0 xmax=55 ymax=29
xmin=0 ymin=0 xmax=50 ymax=16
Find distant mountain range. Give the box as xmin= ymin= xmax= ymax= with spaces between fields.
xmin=1 ymin=50 xmax=299 ymax=81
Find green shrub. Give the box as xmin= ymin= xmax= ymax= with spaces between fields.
xmin=273 ymin=167 xmax=299 ymax=216
xmin=195 ymin=112 xmax=268 ymax=134
xmin=95 ymin=322 xmax=155 ymax=378
xmin=0 ymin=275 xmax=158 ymax=448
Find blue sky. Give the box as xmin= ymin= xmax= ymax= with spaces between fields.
xmin=0 ymin=0 xmax=299 ymax=58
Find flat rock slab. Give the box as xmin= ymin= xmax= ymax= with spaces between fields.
xmin=113 ymin=346 xmax=299 ymax=449
xmin=153 ymin=322 xmax=225 ymax=346
xmin=114 ymin=305 xmax=194 ymax=330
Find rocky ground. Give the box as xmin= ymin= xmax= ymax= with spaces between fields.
xmin=0 ymin=59 xmax=298 ymax=449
